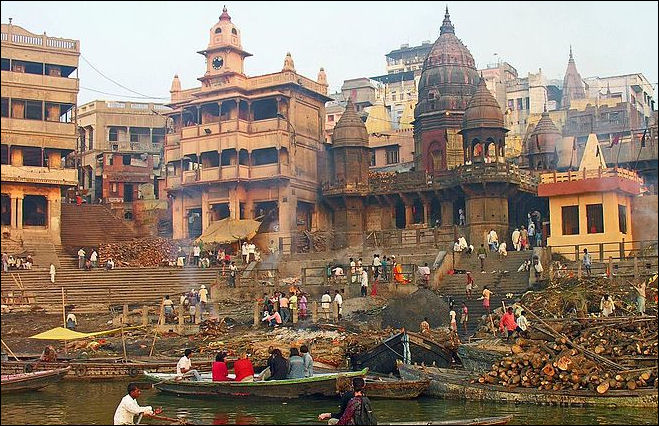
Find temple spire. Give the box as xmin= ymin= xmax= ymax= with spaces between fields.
xmin=440 ymin=6 xmax=455 ymax=35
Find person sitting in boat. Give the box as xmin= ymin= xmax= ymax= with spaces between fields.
xmin=113 ymin=382 xmax=162 ymax=425
xmin=287 ymin=347 xmax=305 ymax=379
xmin=212 ymin=352 xmax=230 ymax=382
xmin=233 ymin=352 xmax=255 ymax=382
xmin=176 ymin=348 xmax=202 ymax=381
xmin=300 ymin=344 xmax=314 ymax=377
xmin=39 ymin=345 xmax=57 ymax=363
xmin=268 ymin=348 xmax=289 ymax=380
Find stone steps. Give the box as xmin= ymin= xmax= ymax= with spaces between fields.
xmin=60 ymin=204 xmax=138 ymax=249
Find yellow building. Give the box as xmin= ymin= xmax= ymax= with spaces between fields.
xmin=164 ymin=8 xmax=330 ymax=243
xmin=539 ymin=167 xmax=642 ymax=260
xmin=1 ymin=22 xmax=80 ymax=245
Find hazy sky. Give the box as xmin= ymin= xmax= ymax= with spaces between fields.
xmin=2 ymin=1 xmax=657 ymax=105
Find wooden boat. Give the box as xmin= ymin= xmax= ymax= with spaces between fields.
xmin=456 ymin=339 xmax=509 ymax=373
xmin=1 ymin=358 xmax=213 ymax=380
xmin=1 ymin=367 xmax=70 ymax=393
xmin=143 ymin=368 xmax=369 ymax=399
xmin=363 ymin=376 xmax=430 ymax=399
xmin=398 ymin=363 xmax=658 ymax=408
xmin=350 ymin=331 xmax=452 ymax=374
xmin=384 ymin=415 xmax=513 ymax=425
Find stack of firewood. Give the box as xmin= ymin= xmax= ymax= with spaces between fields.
xmin=475 ymin=338 xmax=657 ymax=392
xmin=98 ymin=237 xmax=180 ymax=267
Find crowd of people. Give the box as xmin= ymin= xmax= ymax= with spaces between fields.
xmin=160 ymin=285 xmax=210 ymax=324
xmin=1 ymin=253 xmax=33 ymax=272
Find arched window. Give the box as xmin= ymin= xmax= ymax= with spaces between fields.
xmin=215 ymin=27 xmax=222 ymax=34
xmin=231 ymin=28 xmax=237 ymax=35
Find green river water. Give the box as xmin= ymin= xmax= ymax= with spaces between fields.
xmin=1 ymin=380 xmax=657 ymax=425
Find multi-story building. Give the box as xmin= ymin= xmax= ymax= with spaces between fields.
xmin=76 ymin=100 xmax=170 ymax=206
xmin=582 ymin=73 xmax=654 ymax=123
xmin=164 ymin=7 xmax=330 ymax=241
xmin=1 ymin=22 xmax=79 ymax=245
xmin=385 ymin=41 xmax=432 ymax=75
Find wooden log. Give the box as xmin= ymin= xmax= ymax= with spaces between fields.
xmin=312 ymin=301 xmax=318 ymax=323
xmin=142 ymin=305 xmax=149 ymax=326
xmin=253 ymin=301 xmax=260 ymax=328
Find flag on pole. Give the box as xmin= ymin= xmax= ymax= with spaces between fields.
xmin=596 ymin=145 xmax=601 ymax=157
xmin=640 ymin=129 xmax=647 ymax=148
xmin=609 ymin=133 xmax=621 ymax=148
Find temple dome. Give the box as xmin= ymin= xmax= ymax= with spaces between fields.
xmin=332 ymin=98 xmax=368 ymax=148
xmin=462 ymin=79 xmax=505 ymax=131
xmin=528 ymin=112 xmax=561 ymax=154
xmin=416 ymin=7 xmax=479 ymax=115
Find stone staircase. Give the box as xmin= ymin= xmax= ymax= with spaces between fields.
xmin=437 ymin=250 xmax=534 ymax=337
xmin=60 ymin=204 xmax=138 ymax=251
xmin=22 ymin=240 xmax=60 ymax=268
xmin=1 ymin=265 xmax=220 ymax=314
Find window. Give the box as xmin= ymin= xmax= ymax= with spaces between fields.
xmin=0 ymin=58 xmax=9 ymax=71
xmin=123 ymin=155 xmax=131 ymax=166
xmin=109 ymin=128 xmax=118 ymax=142
xmin=618 ymin=204 xmax=627 ymax=234
xmin=25 ymin=100 xmax=42 ymax=120
xmin=507 ymin=99 xmax=514 ymax=110
xmin=327 ymin=115 xmax=334 ymax=122
xmin=231 ymin=28 xmax=237 ymax=35
xmin=385 ymin=146 xmax=399 ymax=164
xmin=111 ymin=183 xmax=118 ymax=193
xmin=215 ymin=28 xmax=222 ymax=34
xmin=370 ymin=149 xmax=376 ymax=167
xmin=525 ymin=97 xmax=530 ymax=110
xmin=1 ymin=98 xmax=8 ymax=118
xmin=130 ymin=132 xmax=139 ymax=143
xmin=23 ymin=195 xmax=47 ymax=227
xmin=516 ymin=98 xmax=523 ymax=110
xmin=561 ymin=205 xmax=579 ymax=235
xmin=586 ymin=204 xmax=604 ymax=234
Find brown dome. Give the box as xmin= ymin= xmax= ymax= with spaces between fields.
xmin=332 ymin=98 xmax=368 ymax=147
xmin=416 ymin=7 xmax=479 ymax=115
xmin=462 ymin=79 xmax=505 ymax=131
xmin=529 ymin=112 xmax=561 ymax=154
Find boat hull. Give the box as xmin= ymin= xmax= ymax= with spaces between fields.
xmin=384 ymin=415 xmax=513 ymax=425
xmin=363 ymin=378 xmax=430 ymax=399
xmin=144 ymin=369 xmax=368 ymax=399
xmin=351 ymin=331 xmax=452 ymax=374
xmin=1 ymin=367 xmax=70 ymax=393
xmin=1 ymin=359 xmax=213 ymax=380
xmin=398 ymin=363 xmax=659 ymax=408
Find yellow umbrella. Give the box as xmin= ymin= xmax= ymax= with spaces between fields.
xmin=29 ymin=326 xmax=143 ymax=340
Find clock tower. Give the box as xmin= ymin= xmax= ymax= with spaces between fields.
xmin=198 ymin=6 xmax=252 ymax=88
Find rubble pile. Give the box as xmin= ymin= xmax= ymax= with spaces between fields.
xmin=475 ymin=337 xmax=657 ymax=393
xmin=381 ymin=288 xmax=451 ymax=331
xmin=98 ymin=237 xmax=179 ymax=267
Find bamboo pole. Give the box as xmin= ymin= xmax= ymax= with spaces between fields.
xmin=149 ymin=302 xmax=163 ymax=357
xmin=61 ymin=287 xmax=67 ymax=355
xmin=121 ymin=325 xmax=128 ymax=362
xmin=1 ymin=338 xmax=20 ymax=361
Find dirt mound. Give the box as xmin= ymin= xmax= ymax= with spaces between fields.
xmin=381 ymin=288 xmax=450 ymax=331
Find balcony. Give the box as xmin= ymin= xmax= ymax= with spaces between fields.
xmin=1 ymin=164 xmax=77 ymax=186
xmin=250 ymin=164 xmax=279 ymax=179
xmin=1 ymin=70 xmax=79 ymax=97
xmin=1 ymin=117 xmax=76 ymax=145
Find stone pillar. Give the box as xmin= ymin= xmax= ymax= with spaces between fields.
xmin=423 ymin=203 xmax=431 ymax=226
xmin=332 ymin=301 xmax=338 ymax=321
xmin=440 ymin=201 xmax=453 ymax=227
xmin=123 ymin=304 xmax=129 ymax=324
xmin=47 ymin=198 xmax=53 ymax=230
xmin=158 ymin=303 xmax=165 ymax=326
xmin=16 ymin=196 xmax=23 ymax=229
xmin=48 ymin=151 xmax=61 ymax=168
xmin=404 ymin=204 xmax=413 ymax=228
xmin=312 ymin=301 xmax=318 ymax=323
xmin=253 ymin=301 xmax=260 ymax=328
xmin=178 ymin=305 xmax=185 ymax=325
xmin=201 ymin=191 xmax=209 ymax=230
xmin=142 ymin=305 xmax=149 ymax=326
xmin=292 ymin=306 xmax=298 ymax=324
xmin=10 ymin=196 xmax=18 ymax=228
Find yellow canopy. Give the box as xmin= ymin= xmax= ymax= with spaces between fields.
xmin=195 ymin=218 xmax=261 ymax=245
xmin=29 ymin=326 xmax=142 ymax=341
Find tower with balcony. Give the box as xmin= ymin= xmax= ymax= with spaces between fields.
xmin=164 ymin=7 xmax=331 ymax=245
xmin=1 ymin=22 xmax=80 ymax=245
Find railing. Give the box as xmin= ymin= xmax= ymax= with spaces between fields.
xmin=548 ymin=239 xmax=658 ymax=263
xmin=301 ymin=264 xmax=418 ymax=287
xmin=1 ymin=31 xmax=79 ymax=51
xmin=540 ymin=167 xmax=643 ymax=185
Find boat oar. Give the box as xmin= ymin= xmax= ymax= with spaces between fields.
xmin=149 ymin=371 xmax=194 ymax=388
xmin=144 ymin=413 xmax=194 ymax=425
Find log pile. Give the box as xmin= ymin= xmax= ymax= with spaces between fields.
xmin=198 ymin=318 xmax=227 ymax=338
xmin=475 ymin=337 xmax=657 ymax=392
xmin=302 ymin=231 xmax=331 ymax=253
xmin=98 ymin=237 xmax=180 ymax=267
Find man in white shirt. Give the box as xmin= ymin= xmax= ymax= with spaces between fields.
xmin=349 ymin=258 xmax=357 ymax=283
xmin=90 ymin=250 xmax=98 ymax=268
xmin=241 ymin=242 xmax=249 ymax=264
xmin=511 ymin=228 xmax=521 ymax=251
xmin=372 ymin=254 xmax=381 ymax=282
xmin=516 ymin=310 xmax=529 ymax=337
xmin=193 ymin=245 xmax=201 ymax=267
xmin=321 ymin=290 xmax=332 ymax=320
xmin=198 ymin=285 xmax=208 ymax=318
xmin=113 ymin=383 xmax=160 ymax=425
xmin=360 ymin=269 xmax=369 ymax=297
xmin=66 ymin=312 xmax=77 ymax=330
xmin=176 ymin=349 xmax=202 ymax=381
xmin=333 ymin=290 xmax=343 ymax=320
xmin=417 ymin=263 xmax=431 ymax=288
xmin=77 ymin=248 xmax=86 ymax=269
xmin=248 ymin=242 xmax=256 ymax=263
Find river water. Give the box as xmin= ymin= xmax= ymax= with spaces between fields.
xmin=1 ymin=380 xmax=657 ymax=425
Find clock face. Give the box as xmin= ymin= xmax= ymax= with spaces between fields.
xmin=212 ymin=56 xmax=224 ymax=70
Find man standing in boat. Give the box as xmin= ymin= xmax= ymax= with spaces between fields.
xmin=113 ymin=383 xmax=161 ymax=425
